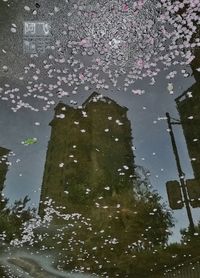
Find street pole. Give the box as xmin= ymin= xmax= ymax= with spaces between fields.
xmin=166 ymin=112 xmax=195 ymax=233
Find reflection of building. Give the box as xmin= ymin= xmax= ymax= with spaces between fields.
xmin=175 ymin=51 xmax=200 ymax=208
xmin=176 ymin=54 xmax=200 ymax=180
xmin=0 ymin=147 xmax=10 ymax=192
xmin=38 ymin=93 xmax=174 ymax=277
xmin=39 ymin=93 xmax=135 ymax=214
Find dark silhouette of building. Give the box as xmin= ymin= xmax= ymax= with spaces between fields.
xmin=37 ymin=93 xmax=174 ymax=277
xmin=39 ymin=92 xmax=135 ymax=214
xmin=175 ymin=50 xmax=200 ymax=208
xmin=0 ymin=147 xmax=10 ymax=192
xmin=175 ymin=49 xmax=200 ymax=178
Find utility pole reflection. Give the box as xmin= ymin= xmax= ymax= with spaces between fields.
xmin=166 ymin=112 xmax=195 ymax=233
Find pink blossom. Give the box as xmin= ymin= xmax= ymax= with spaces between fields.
xmin=122 ymin=4 xmax=129 ymax=12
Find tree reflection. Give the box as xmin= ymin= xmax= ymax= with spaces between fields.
xmin=35 ymin=166 xmax=174 ymax=277
xmin=0 ymin=195 xmax=35 ymax=243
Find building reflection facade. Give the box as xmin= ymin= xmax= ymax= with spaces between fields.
xmin=0 ymin=147 xmax=10 ymax=192
xmin=175 ymin=51 xmax=200 ymax=208
xmin=176 ymin=59 xmax=200 ymax=180
xmin=38 ymin=93 xmax=173 ymax=277
xmin=39 ymin=92 xmax=135 ymax=214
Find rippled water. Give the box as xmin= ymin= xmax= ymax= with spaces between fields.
xmin=0 ymin=1 xmax=200 ymax=277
